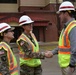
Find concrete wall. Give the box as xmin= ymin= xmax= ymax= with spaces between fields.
xmin=0 ymin=4 xmax=18 ymax=12
xmin=20 ymin=0 xmax=63 ymax=7
xmin=20 ymin=0 xmax=45 ymax=6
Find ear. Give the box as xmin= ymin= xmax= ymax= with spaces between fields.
xmin=65 ymin=12 xmax=69 ymax=16
xmin=62 ymin=12 xmax=67 ymax=18
xmin=22 ymin=26 xmax=25 ymax=29
xmin=4 ymin=33 xmax=7 ymax=37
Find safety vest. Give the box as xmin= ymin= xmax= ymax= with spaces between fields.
xmin=0 ymin=42 xmax=19 ymax=75
xmin=58 ymin=21 xmax=76 ymax=67
xmin=17 ymin=32 xmax=41 ymax=67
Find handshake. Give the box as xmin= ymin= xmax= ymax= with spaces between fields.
xmin=44 ymin=51 xmax=53 ymax=58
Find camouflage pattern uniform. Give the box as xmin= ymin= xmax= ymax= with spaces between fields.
xmin=17 ymin=33 xmax=45 ymax=75
xmin=0 ymin=41 xmax=11 ymax=75
xmin=0 ymin=48 xmax=10 ymax=75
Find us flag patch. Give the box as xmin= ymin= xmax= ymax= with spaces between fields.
xmin=20 ymin=41 xmax=25 ymax=46
xmin=0 ymin=51 xmax=4 ymax=55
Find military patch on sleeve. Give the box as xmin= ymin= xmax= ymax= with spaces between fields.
xmin=0 ymin=51 xmax=4 ymax=55
xmin=20 ymin=41 xmax=25 ymax=46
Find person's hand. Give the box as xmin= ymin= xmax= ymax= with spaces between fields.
xmin=44 ymin=51 xmax=53 ymax=58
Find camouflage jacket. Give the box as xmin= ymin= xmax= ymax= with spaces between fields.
xmin=17 ymin=33 xmax=45 ymax=59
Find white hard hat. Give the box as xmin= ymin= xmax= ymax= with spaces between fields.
xmin=0 ymin=23 xmax=11 ymax=33
xmin=19 ymin=15 xmax=34 ymax=26
xmin=57 ymin=1 xmax=75 ymax=14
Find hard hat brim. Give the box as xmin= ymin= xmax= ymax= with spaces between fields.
xmin=20 ymin=20 xmax=34 ymax=26
xmin=0 ymin=27 xmax=15 ymax=33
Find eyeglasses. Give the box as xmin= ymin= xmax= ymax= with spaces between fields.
xmin=4 ymin=29 xmax=14 ymax=33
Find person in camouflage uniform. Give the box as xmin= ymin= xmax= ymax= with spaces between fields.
xmin=0 ymin=23 xmax=19 ymax=75
xmin=17 ymin=15 xmax=51 ymax=75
